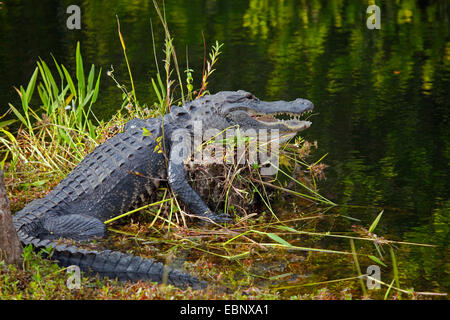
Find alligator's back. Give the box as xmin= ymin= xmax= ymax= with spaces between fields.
xmin=14 ymin=118 xmax=164 ymax=228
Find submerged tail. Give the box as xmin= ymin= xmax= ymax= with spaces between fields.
xmin=16 ymin=229 xmax=207 ymax=290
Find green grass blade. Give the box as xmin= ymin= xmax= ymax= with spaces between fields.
xmin=51 ymin=53 xmax=64 ymax=88
xmin=265 ymin=232 xmax=292 ymax=247
xmin=369 ymin=210 xmax=384 ymax=233
xmin=156 ymin=72 xmax=166 ymax=98
xmin=87 ymin=64 xmax=95 ymax=93
xmin=116 ymin=16 xmax=137 ymax=104
xmin=76 ymin=41 xmax=85 ymax=102
xmin=390 ymin=247 xmax=401 ymax=299
xmin=37 ymin=84 xmax=50 ymax=112
xmin=83 ymin=68 xmax=102 ymax=132
xmin=91 ymin=68 xmax=101 ymax=104
xmin=19 ymin=87 xmax=33 ymax=129
xmin=384 ymin=279 xmax=396 ymax=300
xmin=36 ymin=61 xmax=51 ymax=101
xmin=368 ymin=255 xmax=387 ymax=267
xmin=25 ymin=67 xmax=39 ymax=104
xmin=350 ymin=239 xmax=368 ymax=297
xmin=275 ymin=165 xmax=336 ymax=205
xmin=0 ymin=119 xmax=17 ymax=129
xmin=87 ymin=120 xmax=96 ymax=140
xmin=81 ymin=90 xmax=94 ymax=109
xmin=40 ymin=59 xmax=59 ymax=100
xmin=62 ymin=64 xmax=77 ymax=98
xmin=104 ymin=198 xmax=172 ymax=224
xmin=0 ymin=128 xmax=18 ymax=143
xmin=19 ymin=86 xmax=28 ymax=114
xmin=0 ymin=149 xmax=10 ymax=170
xmin=151 ymin=78 xmax=163 ymax=105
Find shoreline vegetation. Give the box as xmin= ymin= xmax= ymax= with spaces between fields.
xmin=0 ymin=3 xmax=445 ymax=300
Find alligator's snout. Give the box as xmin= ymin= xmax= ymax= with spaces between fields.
xmin=293 ymin=98 xmax=314 ymax=111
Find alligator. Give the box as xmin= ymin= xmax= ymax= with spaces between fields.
xmin=12 ymin=90 xmax=313 ymax=289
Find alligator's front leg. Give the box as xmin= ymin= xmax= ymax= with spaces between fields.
xmin=167 ymin=150 xmax=231 ymax=223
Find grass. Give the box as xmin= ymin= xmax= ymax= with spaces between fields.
xmin=0 ymin=4 xmax=445 ymax=300
xmin=0 ymin=42 xmax=101 ymax=182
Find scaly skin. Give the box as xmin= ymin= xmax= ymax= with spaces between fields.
xmin=13 ymin=90 xmax=314 ymax=288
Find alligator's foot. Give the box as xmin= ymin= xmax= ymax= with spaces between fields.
xmin=41 ymin=214 xmax=105 ymax=241
xmin=196 ymin=212 xmax=233 ymax=224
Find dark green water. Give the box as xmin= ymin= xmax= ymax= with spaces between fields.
xmin=0 ymin=1 xmax=448 ymax=295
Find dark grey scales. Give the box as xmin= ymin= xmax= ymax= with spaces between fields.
xmin=13 ymin=90 xmax=314 ymax=289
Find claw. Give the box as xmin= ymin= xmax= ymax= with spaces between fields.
xmin=200 ymin=212 xmax=233 ymax=224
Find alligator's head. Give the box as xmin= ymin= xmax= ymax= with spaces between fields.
xmin=181 ymin=90 xmax=314 ymax=142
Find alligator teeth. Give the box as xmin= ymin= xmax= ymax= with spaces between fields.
xmin=261 ymin=109 xmax=313 ymax=123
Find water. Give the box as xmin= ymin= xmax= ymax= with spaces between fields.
xmin=0 ymin=0 xmax=448 ymax=296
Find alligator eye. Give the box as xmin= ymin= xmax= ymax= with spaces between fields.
xmin=245 ymin=92 xmax=256 ymax=100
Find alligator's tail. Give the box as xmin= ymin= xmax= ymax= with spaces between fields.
xmin=16 ymin=230 xmax=207 ymax=290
